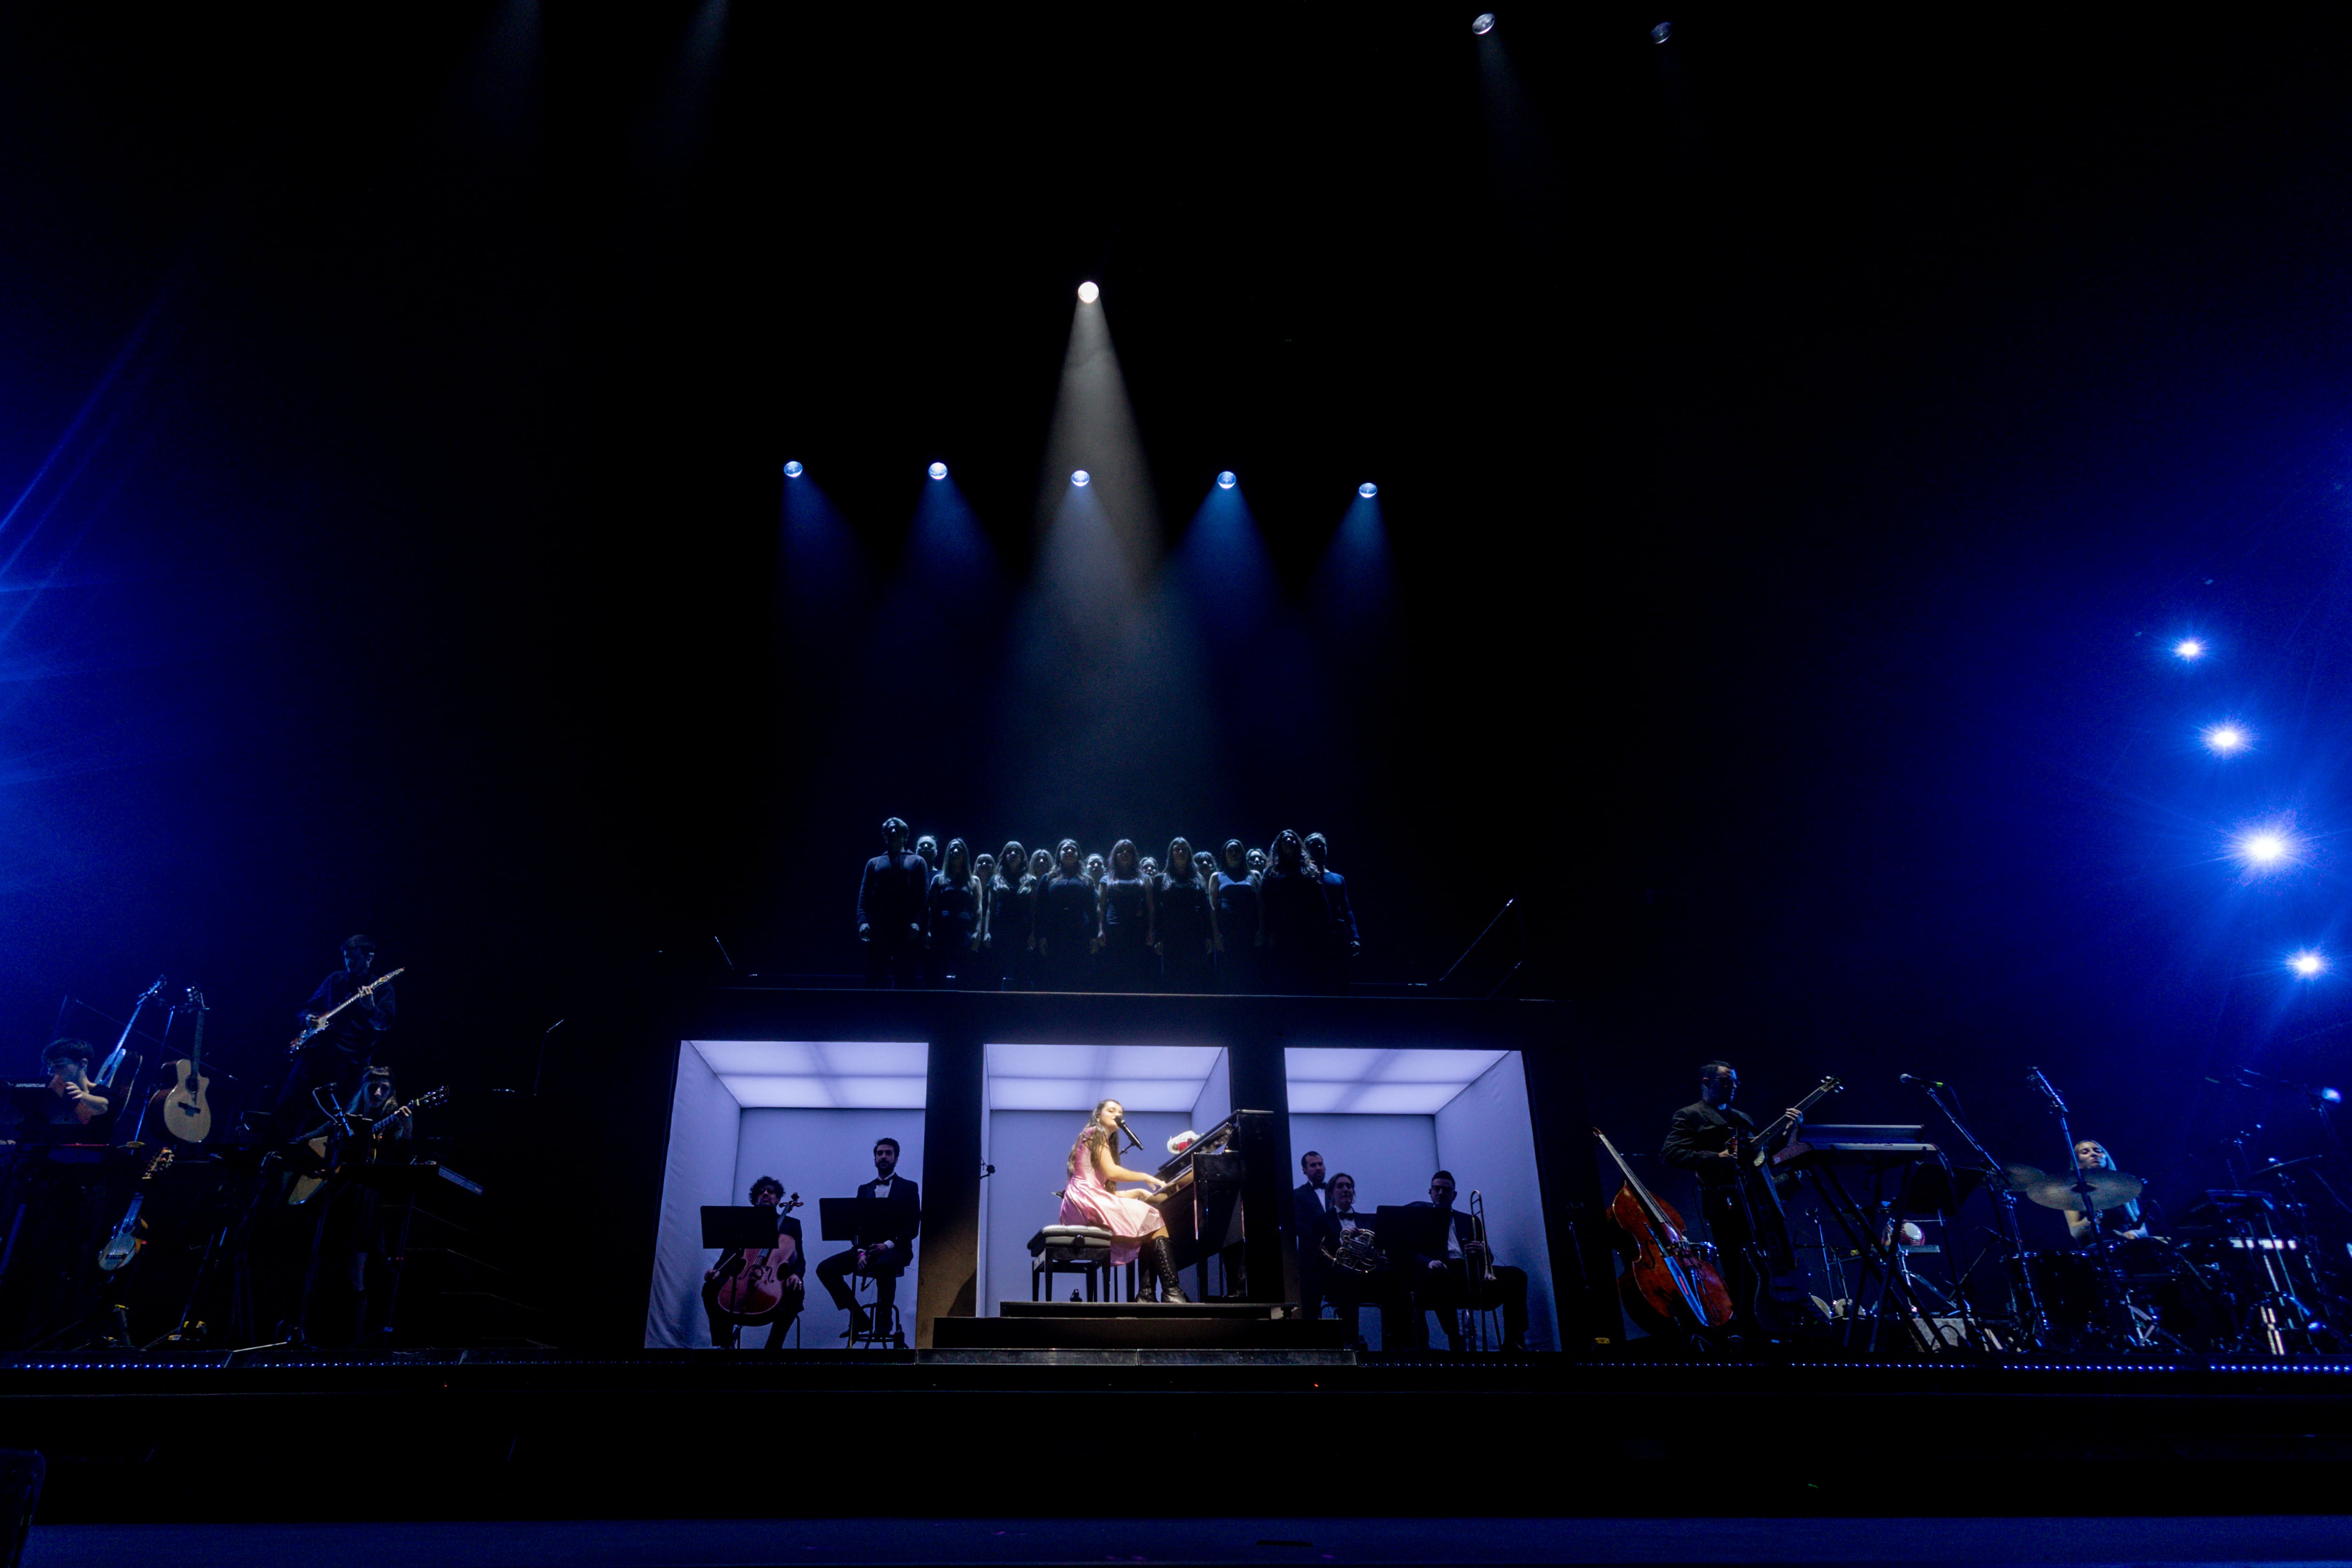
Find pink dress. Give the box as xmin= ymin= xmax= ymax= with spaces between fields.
xmin=1057 ymin=1127 xmax=1161 ymax=1265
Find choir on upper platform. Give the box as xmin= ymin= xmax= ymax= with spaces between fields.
xmin=856 ymin=818 xmax=1361 ymax=993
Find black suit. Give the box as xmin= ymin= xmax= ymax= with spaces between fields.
xmin=1403 ymin=1202 xmax=1529 ymax=1351
xmin=701 ymin=1213 xmax=807 ymax=1351
xmin=1293 ymin=1179 xmax=1333 ymax=1321
xmin=1319 ymin=1207 xmax=1395 ymax=1347
xmin=817 ymin=1175 xmax=921 ymax=1331
xmin=1661 ymin=1100 xmax=1768 ymax=1328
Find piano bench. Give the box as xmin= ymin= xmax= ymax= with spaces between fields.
xmin=1027 ymin=1226 xmax=1138 ymax=1303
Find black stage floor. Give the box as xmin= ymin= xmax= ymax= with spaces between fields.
xmin=7 ymin=1349 xmax=2352 ymax=1527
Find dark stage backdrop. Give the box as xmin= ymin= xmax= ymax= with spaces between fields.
xmin=6 ymin=7 xmax=2352 ymax=1334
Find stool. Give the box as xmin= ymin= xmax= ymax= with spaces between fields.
xmin=844 ymin=1266 xmax=904 ymax=1349
xmin=1027 ymin=1225 xmax=1138 ymax=1303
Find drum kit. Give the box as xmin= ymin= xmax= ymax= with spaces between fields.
xmin=2004 ymin=1155 xmax=2338 ymax=1356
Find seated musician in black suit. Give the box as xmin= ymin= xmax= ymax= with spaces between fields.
xmin=702 ymin=1175 xmax=806 ymax=1351
xmin=1403 ymin=1171 xmax=1529 ymax=1352
xmin=1293 ymin=1149 xmax=1332 ymax=1324
xmin=816 ymin=1137 xmax=920 ymax=1343
xmin=1319 ymin=1172 xmax=1395 ymax=1350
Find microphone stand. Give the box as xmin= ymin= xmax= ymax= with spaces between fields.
xmin=2028 ymin=1067 xmax=2136 ymax=1348
xmin=97 ymin=977 xmax=167 ymax=1089
xmin=1913 ymin=1077 xmax=2047 ymax=1349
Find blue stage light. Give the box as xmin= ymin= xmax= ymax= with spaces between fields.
xmin=2290 ymin=950 xmax=2327 ymax=979
xmin=1472 ymin=12 xmax=1495 ymax=33
xmin=2235 ymin=825 xmax=2297 ymax=871
xmin=782 ymin=460 xmax=803 ymax=478
xmin=1358 ymin=482 xmax=1378 ymax=499
xmin=1217 ymin=471 xmax=1236 ymax=490
xmin=1078 ymin=281 xmax=1099 ymax=304
xmin=1071 ymin=470 xmax=1090 ymax=487
xmin=2204 ymin=723 xmax=2250 ymax=756
xmin=1651 ymin=21 xmax=1673 ymax=43
xmin=2174 ymin=638 xmax=2206 ymax=661
xmin=928 ymin=462 xmax=947 ymax=481
xmin=2325 ymin=1087 xmax=2344 ymax=1103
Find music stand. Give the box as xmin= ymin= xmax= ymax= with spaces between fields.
xmin=819 ymin=1197 xmax=903 ymax=1348
xmin=702 ymin=1206 xmax=784 ymax=1251
xmin=1375 ymin=1206 xmax=1461 ymax=1349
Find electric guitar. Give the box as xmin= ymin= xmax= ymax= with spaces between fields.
xmin=97 ymin=1146 xmax=175 ymax=1272
xmin=159 ymin=987 xmax=213 ymax=1144
xmin=287 ymin=968 xmax=405 ymax=1056
xmin=286 ymin=1085 xmax=448 ymax=1206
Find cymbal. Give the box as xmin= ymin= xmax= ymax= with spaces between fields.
xmin=2000 ymin=1162 xmax=2046 ymax=1193
xmin=2019 ymin=1168 xmax=2144 ymax=1213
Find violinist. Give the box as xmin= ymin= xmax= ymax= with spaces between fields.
xmin=702 ymin=1176 xmax=806 ymax=1351
xmin=1660 ymin=1060 xmax=1805 ymax=1334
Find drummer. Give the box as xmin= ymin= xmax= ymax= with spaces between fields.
xmin=2065 ymin=1139 xmax=2150 ymax=1244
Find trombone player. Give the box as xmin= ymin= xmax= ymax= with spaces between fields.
xmin=1404 ymin=1170 xmax=1530 ymax=1352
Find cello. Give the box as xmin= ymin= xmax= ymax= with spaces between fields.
xmin=715 ymin=1194 xmax=804 ymax=1318
xmin=1594 ymin=1126 xmax=1734 ymax=1337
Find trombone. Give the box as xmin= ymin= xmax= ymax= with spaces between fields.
xmin=1467 ymin=1190 xmax=1497 ymax=1286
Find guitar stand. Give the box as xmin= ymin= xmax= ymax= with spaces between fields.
xmin=1801 ymin=1158 xmax=1947 ymax=1354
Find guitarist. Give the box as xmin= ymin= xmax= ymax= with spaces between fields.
xmin=1661 ymin=1061 xmax=1807 ymax=1337
xmin=270 ymin=935 xmax=397 ymax=1130
xmin=702 ymin=1177 xmax=806 ymax=1351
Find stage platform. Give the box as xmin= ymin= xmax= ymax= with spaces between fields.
xmin=6 ymin=1349 xmax=2351 ymax=1525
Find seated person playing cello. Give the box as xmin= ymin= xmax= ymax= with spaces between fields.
xmin=703 ymin=1176 xmax=806 ymax=1351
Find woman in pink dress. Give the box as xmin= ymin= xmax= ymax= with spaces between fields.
xmin=1059 ymin=1098 xmax=1191 ymax=1302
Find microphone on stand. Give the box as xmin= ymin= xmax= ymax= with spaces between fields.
xmin=1898 ymin=1073 xmax=1942 ymax=1088
xmin=1113 ymin=1114 xmax=1143 ymax=1154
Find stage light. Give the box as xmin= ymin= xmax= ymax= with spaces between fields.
xmin=2235 ymin=825 xmax=2297 ymax=871
xmin=1358 ymin=481 xmax=1378 ymax=499
xmin=2174 ymin=638 xmax=2206 ymax=661
xmin=782 ymin=460 xmax=803 ymax=478
xmin=1651 ymin=20 xmax=1673 ymax=43
xmin=2204 ymin=723 xmax=2250 ymax=756
xmin=2325 ymin=1087 xmax=2344 ymax=1103
xmin=2290 ymin=950 xmax=2327 ymax=979
xmin=1472 ymin=12 xmax=1495 ymax=32
xmin=928 ymin=462 xmax=947 ymax=481
xmin=1217 ymin=471 xmax=1236 ymax=490
xmin=1077 ymin=281 xmax=1099 ymax=304
xmin=1071 ymin=470 xmax=1090 ymax=487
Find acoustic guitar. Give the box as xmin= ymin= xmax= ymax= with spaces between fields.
xmin=286 ymin=1085 xmax=448 ymax=1206
xmin=158 ymin=987 xmax=213 ymax=1144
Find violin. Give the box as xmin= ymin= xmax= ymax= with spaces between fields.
xmin=715 ymin=1194 xmax=804 ymax=1317
xmin=1594 ymin=1127 xmax=1733 ymax=1338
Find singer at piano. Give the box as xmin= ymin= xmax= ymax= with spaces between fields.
xmin=40 ymin=1040 xmax=110 ymax=1128
xmin=1660 ymin=1061 xmax=1807 ymax=1335
xmin=1060 ymin=1100 xmax=1190 ymax=1303
xmin=2065 ymin=1140 xmax=2150 ymax=1244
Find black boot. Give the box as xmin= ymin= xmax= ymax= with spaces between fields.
xmin=1146 ymin=1237 xmax=1190 ymax=1304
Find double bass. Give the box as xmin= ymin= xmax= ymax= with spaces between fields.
xmin=715 ymin=1194 xmax=805 ymax=1318
xmin=1595 ymin=1126 xmax=1733 ymax=1337
xmin=1727 ymin=1075 xmax=1842 ymax=1327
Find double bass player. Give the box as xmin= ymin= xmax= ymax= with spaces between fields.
xmin=1661 ymin=1060 xmax=1808 ymax=1338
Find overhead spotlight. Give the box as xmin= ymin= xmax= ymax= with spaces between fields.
xmin=782 ymin=460 xmax=803 ymax=478
xmin=2235 ymin=825 xmax=2298 ymax=871
xmin=2290 ymin=950 xmax=2328 ymax=979
xmin=1216 ymin=470 xmax=1237 ymax=490
xmin=1077 ymin=281 xmax=1099 ymax=304
xmin=2204 ymin=723 xmax=2250 ymax=756
xmin=2174 ymin=638 xmax=2206 ymax=661
xmin=928 ymin=462 xmax=947 ymax=481
xmin=1071 ymin=470 xmax=1090 ymax=487
xmin=1357 ymin=481 xmax=1378 ymax=499
xmin=1472 ymin=12 xmax=1495 ymax=32
xmin=1651 ymin=20 xmax=1673 ymax=43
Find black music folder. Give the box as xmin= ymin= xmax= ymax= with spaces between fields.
xmin=818 ymin=1195 xmax=894 ymax=1243
xmin=701 ymin=1205 xmax=782 ymax=1251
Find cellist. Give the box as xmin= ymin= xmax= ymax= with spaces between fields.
xmin=1661 ymin=1061 xmax=1807 ymax=1337
xmin=702 ymin=1176 xmax=805 ymax=1351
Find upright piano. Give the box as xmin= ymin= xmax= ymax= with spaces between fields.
xmin=1142 ymin=1109 xmax=1293 ymax=1304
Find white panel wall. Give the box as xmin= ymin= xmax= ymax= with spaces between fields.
xmin=645 ymin=1043 xmax=747 ymax=1349
xmin=984 ymin=1108 xmax=1193 ymax=1315
xmin=1286 ymin=1114 xmax=1440 ymax=1218
xmin=729 ymin=1108 xmax=926 ymax=1349
xmin=1434 ymin=1053 xmax=1560 ymax=1352
xmin=1192 ymin=1047 xmax=1231 ymax=1130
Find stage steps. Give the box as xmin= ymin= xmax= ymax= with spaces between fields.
xmin=936 ymin=1300 xmax=1347 ymax=1349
